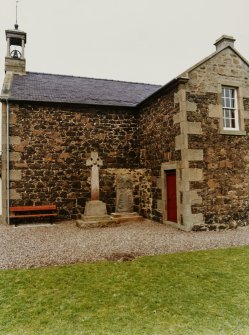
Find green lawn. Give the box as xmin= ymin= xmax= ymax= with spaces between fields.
xmin=1 ymin=247 xmax=249 ymax=335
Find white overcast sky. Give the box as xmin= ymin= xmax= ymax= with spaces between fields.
xmin=0 ymin=0 xmax=249 ymax=87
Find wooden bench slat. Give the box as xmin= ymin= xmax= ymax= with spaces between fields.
xmin=10 ymin=205 xmax=57 ymax=212
xmin=9 ymin=204 xmax=58 ymax=223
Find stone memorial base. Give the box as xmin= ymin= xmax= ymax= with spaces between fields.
xmin=111 ymin=212 xmax=143 ymax=223
xmin=76 ymin=200 xmax=116 ymax=228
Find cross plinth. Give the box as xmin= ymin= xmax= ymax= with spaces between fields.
xmin=86 ymin=151 xmax=103 ymax=201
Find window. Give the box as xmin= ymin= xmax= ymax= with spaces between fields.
xmin=222 ymin=87 xmax=239 ymax=130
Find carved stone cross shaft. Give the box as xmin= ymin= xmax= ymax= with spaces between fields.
xmin=86 ymin=151 xmax=103 ymax=201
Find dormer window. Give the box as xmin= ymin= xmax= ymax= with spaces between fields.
xmin=222 ymin=87 xmax=239 ymax=130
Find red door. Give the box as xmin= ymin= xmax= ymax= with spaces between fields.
xmin=166 ymin=170 xmax=177 ymax=223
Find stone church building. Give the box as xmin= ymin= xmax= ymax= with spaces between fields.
xmin=1 ymin=25 xmax=249 ymax=231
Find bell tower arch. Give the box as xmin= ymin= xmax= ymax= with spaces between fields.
xmin=5 ymin=25 xmax=26 ymax=74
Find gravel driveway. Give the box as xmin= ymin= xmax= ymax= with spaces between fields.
xmin=1 ymin=220 xmax=249 ymax=270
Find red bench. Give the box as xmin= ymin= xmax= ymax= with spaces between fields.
xmin=10 ymin=205 xmax=58 ymax=224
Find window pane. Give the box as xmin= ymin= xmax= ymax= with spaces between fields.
xmin=231 ymin=98 xmax=235 ymax=108
xmin=231 ymin=118 xmax=235 ymax=128
xmin=225 ymin=89 xmax=230 ymax=98
xmin=224 ymin=109 xmax=231 ymax=118
xmin=225 ymin=98 xmax=231 ymax=108
xmin=224 ymin=118 xmax=230 ymax=128
xmin=229 ymin=89 xmax=234 ymax=98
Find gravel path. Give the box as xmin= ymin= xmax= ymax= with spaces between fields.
xmin=1 ymin=220 xmax=249 ymax=270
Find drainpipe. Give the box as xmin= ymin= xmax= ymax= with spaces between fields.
xmin=6 ymin=100 xmax=10 ymax=225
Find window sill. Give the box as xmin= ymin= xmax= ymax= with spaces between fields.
xmin=220 ymin=130 xmax=246 ymax=136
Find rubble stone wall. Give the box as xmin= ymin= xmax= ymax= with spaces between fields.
xmin=6 ymin=48 xmax=249 ymax=230
xmin=187 ymin=93 xmax=249 ymax=229
xmin=244 ymin=98 xmax=249 ymax=111
xmin=187 ymin=48 xmax=249 ymax=94
xmin=186 ymin=48 xmax=249 ymax=230
xmin=9 ymin=103 xmax=141 ymax=219
xmin=138 ymin=87 xmax=181 ymax=222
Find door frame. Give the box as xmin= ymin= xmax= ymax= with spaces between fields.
xmin=161 ymin=162 xmax=180 ymax=227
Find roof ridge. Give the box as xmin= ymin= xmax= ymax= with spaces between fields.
xmin=26 ymin=71 xmax=162 ymax=87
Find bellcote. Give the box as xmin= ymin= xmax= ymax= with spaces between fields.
xmin=5 ymin=25 xmax=27 ymax=74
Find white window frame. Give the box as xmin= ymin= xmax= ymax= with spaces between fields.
xmin=222 ymin=86 xmax=239 ymax=131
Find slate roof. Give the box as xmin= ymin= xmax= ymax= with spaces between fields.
xmin=9 ymin=72 xmax=161 ymax=107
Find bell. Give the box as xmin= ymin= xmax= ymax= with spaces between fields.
xmin=12 ymin=50 xmax=20 ymax=59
